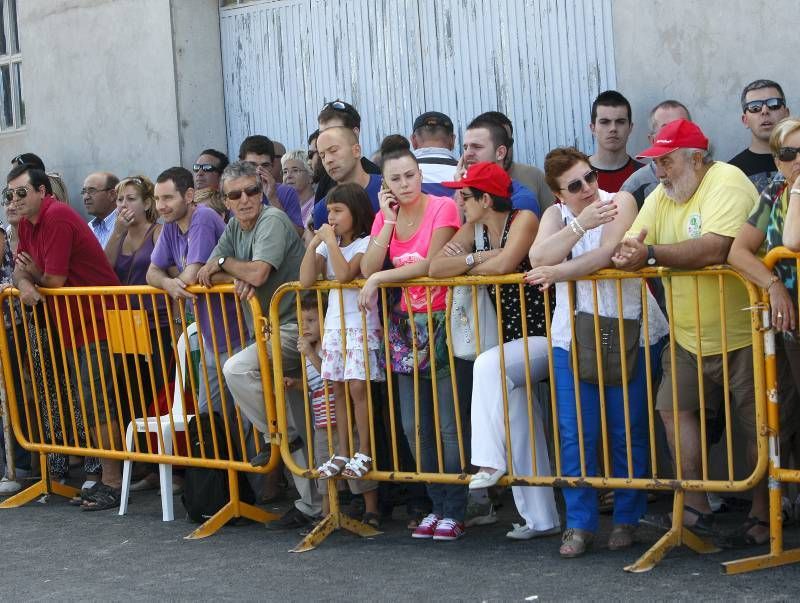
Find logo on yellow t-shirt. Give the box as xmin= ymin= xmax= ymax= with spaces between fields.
xmin=686 ymin=213 xmax=702 ymax=239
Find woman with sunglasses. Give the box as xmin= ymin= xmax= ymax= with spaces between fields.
xmin=526 ymin=147 xmax=668 ymax=558
xmin=729 ymin=117 xmax=800 ymax=532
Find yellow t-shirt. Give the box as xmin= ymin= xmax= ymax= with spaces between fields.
xmin=628 ymin=162 xmax=758 ymax=356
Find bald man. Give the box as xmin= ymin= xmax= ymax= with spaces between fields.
xmin=312 ymin=126 xmax=383 ymax=228
xmin=82 ymin=171 xmax=120 ymax=248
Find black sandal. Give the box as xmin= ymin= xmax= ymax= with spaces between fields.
xmin=80 ymin=483 xmax=121 ymax=512
xmin=717 ymin=516 xmax=769 ymax=549
xmin=362 ymin=512 xmax=381 ymax=530
xmin=639 ymin=505 xmax=717 ymax=538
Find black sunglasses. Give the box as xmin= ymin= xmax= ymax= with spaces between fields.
xmin=322 ymin=100 xmax=356 ymax=116
xmin=561 ymin=169 xmax=598 ymax=194
xmin=743 ymin=97 xmax=786 ymax=114
xmin=778 ymin=147 xmax=800 ymax=162
xmin=193 ymin=163 xmax=220 ymax=173
xmin=2 ymin=185 xmax=31 ymax=205
xmin=225 ymin=184 xmax=262 ymax=201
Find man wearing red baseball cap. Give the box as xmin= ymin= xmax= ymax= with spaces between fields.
xmin=612 ymin=119 xmax=767 ymax=547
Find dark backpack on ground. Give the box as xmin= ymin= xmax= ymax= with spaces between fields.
xmin=181 ymin=413 xmax=255 ymax=523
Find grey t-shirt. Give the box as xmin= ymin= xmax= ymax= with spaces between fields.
xmin=211 ymin=206 xmax=304 ymax=329
xmin=619 ymin=163 xmax=658 ymax=209
xmin=509 ymin=162 xmax=555 ymax=212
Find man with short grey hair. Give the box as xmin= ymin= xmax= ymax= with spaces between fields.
xmin=729 ymin=79 xmax=790 ymax=192
xmin=613 ymin=119 xmax=766 ymax=546
xmin=197 ymin=160 xmax=322 ymax=530
xmin=82 ymin=171 xmax=119 ymax=248
xmin=618 ymin=100 xmax=691 ymax=208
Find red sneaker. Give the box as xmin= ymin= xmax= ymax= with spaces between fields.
xmin=433 ymin=518 xmax=465 ymax=541
xmin=412 ymin=513 xmax=441 ymax=539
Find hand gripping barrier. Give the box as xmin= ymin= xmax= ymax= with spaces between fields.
xmin=0 ymin=284 xmax=280 ymax=538
xmin=722 ymin=247 xmax=800 ymax=574
xmin=268 ymin=266 xmax=768 ymax=570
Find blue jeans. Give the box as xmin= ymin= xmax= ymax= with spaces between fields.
xmin=553 ymin=344 xmax=661 ymax=532
xmin=398 ymin=373 xmax=468 ymax=522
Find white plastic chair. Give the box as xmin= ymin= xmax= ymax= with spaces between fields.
xmin=119 ymin=323 xmax=197 ymax=521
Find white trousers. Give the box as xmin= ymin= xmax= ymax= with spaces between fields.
xmin=470 ymin=337 xmax=560 ymax=531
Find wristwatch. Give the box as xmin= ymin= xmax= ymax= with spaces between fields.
xmin=646 ymin=245 xmax=657 ymax=266
xmin=465 ymin=253 xmax=475 ymax=267
xmin=218 ymin=256 xmax=227 ymax=268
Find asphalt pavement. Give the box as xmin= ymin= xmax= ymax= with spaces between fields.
xmin=0 ymin=483 xmax=797 ymax=601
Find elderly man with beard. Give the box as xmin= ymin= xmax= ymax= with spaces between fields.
xmin=612 ymin=119 xmax=767 ymax=548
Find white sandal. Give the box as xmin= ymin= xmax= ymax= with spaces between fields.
xmin=342 ymin=452 xmax=373 ymax=479
xmin=316 ymin=455 xmax=349 ymax=480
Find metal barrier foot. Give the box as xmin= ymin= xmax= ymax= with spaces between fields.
xmin=289 ymin=511 xmax=381 ymax=553
xmin=721 ymin=547 xmax=800 ymax=575
xmin=184 ymin=469 xmax=279 ymax=540
xmin=0 ymin=464 xmax=79 ymax=509
xmin=624 ymin=491 xmax=719 ymax=573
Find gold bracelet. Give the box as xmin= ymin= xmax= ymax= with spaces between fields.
xmin=766 ymin=275 xmax=780 ymax=292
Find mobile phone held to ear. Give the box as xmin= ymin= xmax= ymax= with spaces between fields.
xmin=381 ymin=180 xmax=399 ymax=211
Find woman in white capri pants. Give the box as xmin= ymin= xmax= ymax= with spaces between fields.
xmin=430 ymin=161 xmax=558 ymax=539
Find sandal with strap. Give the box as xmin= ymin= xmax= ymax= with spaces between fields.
xmin=342 ymin=452 xmax=373 ymax=479
xmin=608 ymin=524 xmax=637 ymax=550
xmin=639 ymin=504 xmax=717 ymax=539
xmin=717 ymin=516 xmax=770 ymax=549
xmin=559 ymin=528 xmax=594 ymax=558
xmin=81 ymin=483 xmax=121 ymax=512
xmin=316 ymin=455 xmax=349 ymax=480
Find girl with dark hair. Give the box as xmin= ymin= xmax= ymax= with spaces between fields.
xmin=299 ymin=182 xmax=383 ymax=526
xmin=358 ymin=135 xmax=466 ymax=540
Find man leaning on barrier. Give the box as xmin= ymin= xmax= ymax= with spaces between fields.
xmin=612 ymin=119 xmax=766 ymax=547
xmin=196 ymin=160 xmax=323 ymax=531
xmin=10 ymin=162 xmax=124 ymax=511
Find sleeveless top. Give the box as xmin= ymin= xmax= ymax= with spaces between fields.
xmin=550 ymin=197 xmax=669 ymax=351
xmin=476 ymin=210 xmax=548 ymax=342
xmin=114 ymin=224 xmax=168 ymax=327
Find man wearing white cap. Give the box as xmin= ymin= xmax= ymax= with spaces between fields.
xmin=612 ymin=119 xmax=767 ymax=548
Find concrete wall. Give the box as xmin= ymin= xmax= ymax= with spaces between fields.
xmin=0 ymin=0 xmax=225 ymax=218
xmin=613 ymin=0 xmax=799 ymax=162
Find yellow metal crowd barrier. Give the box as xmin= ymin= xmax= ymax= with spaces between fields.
xmin=722 ymin=247 xmax=800 ymax=574
xmin=269 ymin=266 xmax=768 ymax=571
xmin=0 ymin=284 xmax=279 ymax=538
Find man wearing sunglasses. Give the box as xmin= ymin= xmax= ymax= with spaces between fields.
xmin=729 ymin=79 xmax=790 ymax=192
xmin=315 ymin=99 xmax=380 ymax=202
xmin=192 ymin=148 xmax=229 ymax=192
xmin=9 ymin=162 xmax=124 ymax=510
xmin=197 ymin=161 xmax=320 ymax=530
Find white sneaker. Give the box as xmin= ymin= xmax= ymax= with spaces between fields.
xmin=506 ymin=522 xmax=561 ymax=540
xmin=0 ymin=477 xmax=22 ymax=495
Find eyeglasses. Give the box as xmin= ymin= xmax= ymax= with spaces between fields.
xmin=778 ymin=147 xmax=800 ymax=162
xmin=560 ymin=169 xmax=598 ymax=194
xmin=743 ymin=97 xmax=786 ymax=114
xmin=2 ymin=185 xmax=31 ymax=206
xmin=81 ymin=186 xmax=112 ymax=196
xmin=460 ymin=192 xmax=477 ymax=202
xmin=192 ymin=163 xmax=220 ymax=173
xmin=224 ymin=184 xmax=262 ymax=201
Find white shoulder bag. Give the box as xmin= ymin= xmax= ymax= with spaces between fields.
xmin=450 ymin=224 xmax=499 ymax=360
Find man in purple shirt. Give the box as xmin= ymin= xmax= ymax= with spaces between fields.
xmin=238 ymin=135 xmax=304 ymax=234
xmin=147 ymin=167 xmax=243 ymax=417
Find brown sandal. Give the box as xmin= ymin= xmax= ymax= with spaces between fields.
xmin=559 ymin=528 xmax=594 ymax=558
xmin=608 ymin=524 xmax=637 ymax=550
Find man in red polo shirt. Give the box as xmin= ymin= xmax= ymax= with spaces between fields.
xmin=10 ymin=163 xmax=124 ymax=511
